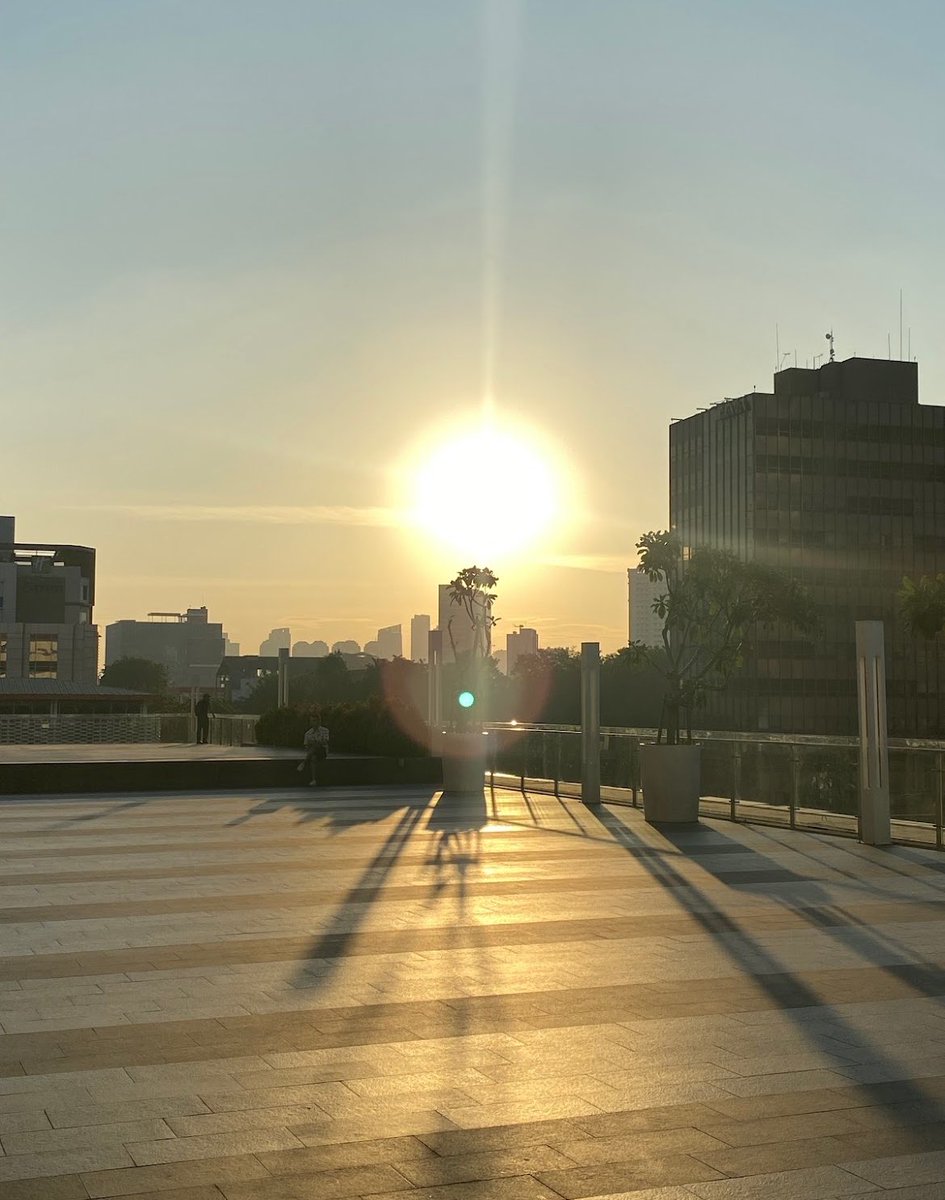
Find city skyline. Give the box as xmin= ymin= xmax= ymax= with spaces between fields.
xmin=6 ymin=3 xmax=945 ymax=655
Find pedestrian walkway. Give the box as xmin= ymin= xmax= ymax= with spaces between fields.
xmin=0 ymin=785 xmax=944 ymax=1198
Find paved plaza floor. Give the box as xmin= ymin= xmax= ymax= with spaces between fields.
xmin=1 ymin=786 xmax=945 ymax=1199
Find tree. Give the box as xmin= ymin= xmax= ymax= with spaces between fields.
xmin=444 ymin=566 xmax=498 ymax=722
xmin=510 ymin=647 xmax=581 ymax=724
xmin=899 ymin=574 xmax=945 ymax=639
xmin=100 ymin=657 xmax=168 ymax=693
xmin=628 ymin=530 xmax=818 ymax=744
xmin=446 ymin=566 xmax=498 ymax=661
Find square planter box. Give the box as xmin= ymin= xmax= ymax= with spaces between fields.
xmin=641 ymin=742 xmax=701 ymax=824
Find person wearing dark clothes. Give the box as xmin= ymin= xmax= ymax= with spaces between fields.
xmin=195 ymin=694 xmax=211 ymax=744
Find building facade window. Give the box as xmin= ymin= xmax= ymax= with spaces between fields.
xmin=0 ymin=633 xmax=6 ymax=677
xmin=28 ymin=635 xmax=58 ymax=678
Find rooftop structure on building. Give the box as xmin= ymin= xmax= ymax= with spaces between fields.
xmin=0 ymin=515 xmax=99 ymax=686
xmin=669 ymin=354 xmax=945 ymax=736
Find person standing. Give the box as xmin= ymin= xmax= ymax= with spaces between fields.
xmin=297 ymin=709 xmax=330 ymax=785
xmin=194 ymin=693 xmax=212 ymax=745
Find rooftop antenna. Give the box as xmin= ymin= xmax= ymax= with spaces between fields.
xmin=887 ymin=333 xmax=891 ymax=359
xmin=779 ymin=351 xmax=791 ymax=370
xmin=813 ymin=353 xmax=824 ymax=368
xmin=826 ymin=330 xmax=835 ymax=362
xmin=899 ymin=288 xmax=903 ymax=359
xmin=794 ymin=349 xmax=797 ymax=367
xmin=908 ymin=327 xmax=912 ymax=361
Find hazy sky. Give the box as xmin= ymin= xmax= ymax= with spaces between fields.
xmin=4 ymin=1 xmax=945 ymax=655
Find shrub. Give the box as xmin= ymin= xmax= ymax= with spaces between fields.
xmin=255 ymin=698 xmax=430 ymax=757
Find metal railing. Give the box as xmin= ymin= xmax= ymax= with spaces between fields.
xmin=0 ymin=714 xmax=161 ymax=744
xmin=0 ymin=712 xmax=260 ymax=747
xmin=483 ymin=723 xmax=945 ymax=851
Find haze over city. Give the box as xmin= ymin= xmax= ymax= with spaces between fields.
xmin=5 ymin=1 xmax=945 ymax=652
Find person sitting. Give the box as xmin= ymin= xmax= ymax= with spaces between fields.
xmin=297 ymin=710 xmax=330 ymax=785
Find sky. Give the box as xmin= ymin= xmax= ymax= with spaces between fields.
xmin=4 ymin=0 xmax=945 ymax=656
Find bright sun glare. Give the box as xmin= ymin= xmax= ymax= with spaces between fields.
xmin=408 ymin=420 xmax=561 ymax=561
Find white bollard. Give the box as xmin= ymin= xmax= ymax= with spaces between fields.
xmin=855 ymin=620 xmax=891 ymax=846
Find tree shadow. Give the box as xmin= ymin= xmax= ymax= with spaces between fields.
xmin=287 ymin=794 xmax=435 ymax=991
xmin=587 ymin=804 xmax=945 ymax=1125
xmin=424 ymin=789 xmax=489 ymax=898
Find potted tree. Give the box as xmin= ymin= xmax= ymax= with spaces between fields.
xmin=629 ymin=530 xmax=817 ymax=823
xmin=439 ymin=565 xmax=498 ymax=794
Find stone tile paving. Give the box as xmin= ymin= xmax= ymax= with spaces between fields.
xmin=0 ymin=784 xmax=943 ymax=1198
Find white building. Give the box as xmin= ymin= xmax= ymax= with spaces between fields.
xmin=0 ymin=515 xmax=99 ymax=685
xmin=628 ymin=569 xmax=664 ymax=648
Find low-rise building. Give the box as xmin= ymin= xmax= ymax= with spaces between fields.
xmin=105 ymin=607 xmax=225 ymax=691
xmin=0 ymin=515 xmax=99 ymax=686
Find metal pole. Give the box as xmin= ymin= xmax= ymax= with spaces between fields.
xmin=581 ymin=642 xmax=601 ymax=805
xmin=936 ymin=752 xmax=944 ymax=853
xmin=277 ymin=647 xmax=289 ymax=708
xmin=730 ymin=743 xmax=740 ymax=822
xmin=855 ymin=620 xmax=891 ymax=846
xmin=790 ymin=744 xmax=799 ymax=830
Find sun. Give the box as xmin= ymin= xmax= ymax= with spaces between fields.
xmin=407 ymin=419 xmax=562 ymax=560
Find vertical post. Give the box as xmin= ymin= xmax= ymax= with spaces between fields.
xmin=730 ymin=742 xmax=741 ymax=822
xmin=554 ymin=732 xmax=561 ymax=797
xmin=790 ymin=744 xmax=799 ymax=829
xmin=856 ymin=620 xmax=891 ymax=846
xmin=277 ymin=647 xmax=289 ymax=708
xmin=427 ymin=630 xmax=443 ymax=726
xmin=581 ymin=642 xmax=601 ymax=805
xmin=936 ymin=752 xmax=944 ymax=853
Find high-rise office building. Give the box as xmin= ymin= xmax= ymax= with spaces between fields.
xmin=259 ymin=627 xmax=290 ymax=657
xmin=410 ymin=614 xmax=431 ymax=662
xmin=437 ymin=583 xmax=474 ymax=663
xmin=506 ymin=626 xmax=538 ymax=675
xmin=670 ymin=356 xmax=945 ymax=736
xmin=106 ymin=606 xmax=225 ymax=690
xmin=376 ymin=624 xmax=403 ymax=660
xmin=627 ymin=570 xmax=664 ymax=648
xmin=0 ymin=515 xmax=98 ymax=684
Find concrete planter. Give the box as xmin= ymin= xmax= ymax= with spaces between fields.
xmin=641 ymin=742 xmax=701 ymax=824
xmin=439 ymin=730 xmax=487 ymax=795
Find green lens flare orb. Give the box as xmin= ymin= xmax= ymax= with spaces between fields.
xmin=457 ymin=691 xmax=475 ymax=709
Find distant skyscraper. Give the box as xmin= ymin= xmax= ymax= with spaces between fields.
xmin=410 ymin=614 xmax=431 ymax=662
xmin=331 ymin=639 xmax=360 ymax=654
xmin=259 ymin=627 xmax=290 ymax=657
xmin=292 ymin=640 xmax=329 ymax=658
xmin=506 ymin=627 xmax=538 ymax=676
xmin=376 ymin=624 xmax=402 ymax=659
xmin=627 ymin=570 xmax=664 ymax=648
xmin=224 ymin=636 xmax=240 ymax=657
